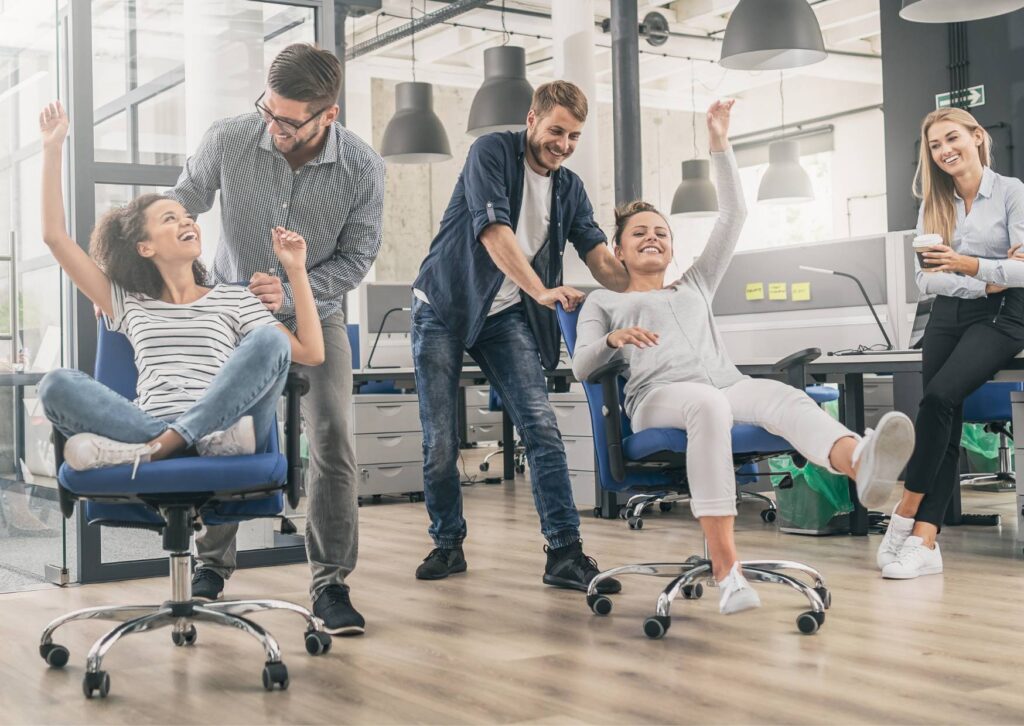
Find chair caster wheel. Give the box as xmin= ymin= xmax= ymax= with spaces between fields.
xmin=643 ymin=615 xmax=670 ymax=639
xmin=40 ymin=643 xmax=69 ymax=668
xmin=82 ymin=670 xmax=110 ymax=699
xmin=618 ymin=507 xmax=631 ymax=520
xmin=408 ymin=492 xmax=424 ymax=503
xmin=797 ymin=611 xmax=825 ymax=634
xmin=479 ymin=462 xmax=489 ymax=472
xmin=587 ymin=593 xmax=613 ymax=616
xmin=171 ymin=625 xmax=197 ymax=646
xmin=515 ymin=465 xmax=526 ymax=474
xmin=760 ymin=509 xmax=777 ymax=523
xmin=814 ymin=586 xmax=832 ymax=609
xmin=659 ymin=502 xmax=673 ymax=513
xmin=305 ymin=630 xmax=332 ymax=655
xmin=262 ymin=662 xmax=289 ymax=691
xmin=592 ymin=507 xmax=602 ymax=519
xmin=682 ymin=583 xmax=703 ymax=600
xmin=627 ymin=517 xmax=643 ymax=530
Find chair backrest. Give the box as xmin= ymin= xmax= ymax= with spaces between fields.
xmin=95 ymin=319 xmax=139 ymax=400
xmin=963 ymin=381 xmax=1023 ymax=424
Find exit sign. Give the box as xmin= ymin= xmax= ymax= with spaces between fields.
xmin=936 ymin=85 xmax=986 ymax=109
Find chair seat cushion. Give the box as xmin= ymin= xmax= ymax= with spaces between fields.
xmin=623 ymin=424 xmax=794 ymax=461
xmin=60 ymin=452 xmax=287 ymax=499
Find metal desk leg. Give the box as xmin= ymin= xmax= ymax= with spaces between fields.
xmin=841 ymin=373 xmax=869 ymax=536
xmin=502 ymin=409 xmax=515 ymax=481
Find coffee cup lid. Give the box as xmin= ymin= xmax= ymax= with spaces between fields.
xmin=913 ymin=233 xmax=943 ymax=247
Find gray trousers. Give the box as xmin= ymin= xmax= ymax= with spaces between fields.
xmin=195 ymin=312 xmax=358 ymax=600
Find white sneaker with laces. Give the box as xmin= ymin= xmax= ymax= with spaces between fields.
xmin=882 ymin=536 xmax=943 ymax=579
xmin=852 ymin=411 xmax=915 ymax=510
xmin=197 ymin=416 xmax=256 ymax=457
xmin=63 ymin=434 xmax=160 ymax=479
xmin=876 ymin=510 xmax=915 ymax=570
xmin=717 ymin=562 xmax=762 ymax=615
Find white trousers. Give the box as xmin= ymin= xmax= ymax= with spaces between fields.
xmin=631 ymin=378 xmax=853 ymax=518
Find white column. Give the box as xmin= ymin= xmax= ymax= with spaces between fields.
xmin=551 ymin=0 xmax=603 ymax=286
xmin=183 ymin=0 xmax=264 ymax=267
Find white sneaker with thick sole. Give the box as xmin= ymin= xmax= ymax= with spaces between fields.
xmin=852 ymin=411 xmax=915 ymax=510
xmin=876 ymin=510 xmax=915 ymax=569
xmin=717 ymin=562 xmax=762 ymax=615
xmin=196 ymin=416 xmax=256 ymax=457
xmin=63 ymin=434 xmax=160 ymax=479
xmin=882 ymin=536 xmax=943 ymax=579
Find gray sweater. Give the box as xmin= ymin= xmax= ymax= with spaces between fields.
xmin=571 ymin=149 xmax=747 ymax=419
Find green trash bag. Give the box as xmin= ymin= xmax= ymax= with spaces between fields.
xmin=960 ymin=423 xmax=1007 ymax=474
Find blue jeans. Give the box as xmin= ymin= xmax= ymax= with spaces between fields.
xmin=39 ymin=325 xmax=291 ymax=453
xmin=411 ymin=298 xmax=580 ymax=549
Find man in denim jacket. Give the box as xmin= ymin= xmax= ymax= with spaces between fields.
xmin=411 ymin=81 xmax=629 ymax=592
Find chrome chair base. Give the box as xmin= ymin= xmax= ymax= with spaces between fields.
xmin=585 ymin=548 xmax=830 ymax=638
xmin=620 ymin=490 xmax=779 ymax=529
xmin=960 ymin=432 xmax=1016 ymax=491
xmin=39 ymin=553 xmax=331 ymax=698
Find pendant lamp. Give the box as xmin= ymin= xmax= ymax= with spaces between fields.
xmin=900 ymin=0 xmax=1024 ymax=22
xmin=758 ymin=140 xmax=814 ymax=203
xmin=672 ymin=64 xmax=718 ymax=218
xmin=381 ymin=82 xmax=452 ymax=164
xmin=720 ymin=0 xmax=827 ymax=71
xmin=467 ymin=45 xmax=534 ymax=136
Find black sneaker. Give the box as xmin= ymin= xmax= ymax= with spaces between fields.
xmin=191 ymin=568 xmax=225 ymax=602
xmin=415 ymin=547 xmax=467 ymax=580
xmin=313 ymin=585 xmax=365 ymax=637
xmin=543 ymin=540 xmax=622 ymax=594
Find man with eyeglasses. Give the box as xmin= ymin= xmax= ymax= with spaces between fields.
xmin=170 ymin=43 xmax=384 ymax=636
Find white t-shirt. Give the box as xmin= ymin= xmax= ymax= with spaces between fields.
xmin=488 ymin=162 xmax=552 ymax=316
xmin=107 ymin=281 xmax=280 ymax=419
xmin=412 ymin=161 xmax=552 ymax=313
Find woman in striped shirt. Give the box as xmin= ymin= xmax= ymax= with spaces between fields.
xmin=35 ymin=101 xmax=324 ymax=475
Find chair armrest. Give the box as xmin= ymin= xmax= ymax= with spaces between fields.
xmin=586 ymin=359 xmax=628 ymax=483
xmin=771 ymin=347 xmax=821 ymax=390
xmin=283 ymin=370 xmax=311 ymax=509
xmin=51 ymin=430 xmax=77 ymax=519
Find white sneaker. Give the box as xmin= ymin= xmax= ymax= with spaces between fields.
xmin=717 ymin=562 xmax=762 ymax=615
xmin=877 ymin=510 xmax=915 ymax=569
xmin=64 ymin=433 xmax=160 ymax=479
xmin=852 ymin=411 xmax=915 ymax=510
xmin=197 ymin=416 xmax=256 ymax=457
xmin=882 ymin=536 xmax=943 ymax=579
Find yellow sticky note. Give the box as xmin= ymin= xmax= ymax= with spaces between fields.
xmin=745 ymin=282 xmax=764 ymax=301
xmin=791 ymin=282 xmax=811 ymax=302
xmin=768 ymin=283 xmax=788 ymax=301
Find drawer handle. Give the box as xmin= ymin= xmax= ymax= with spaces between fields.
xmin=374 ymin=405 xmax=403 ymax=414
xmin=376 ymin=436 xmax=403 ymax=444
xmin=377 ymin=466 xmax=404 ymax=477
xmin=553 ymin=405 xmax=577 ymax=411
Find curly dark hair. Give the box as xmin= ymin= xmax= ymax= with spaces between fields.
xmin=89 ymin=194 xmax=208 ymax=299
xmin=612 ymin=200 xmax=672 ymax=247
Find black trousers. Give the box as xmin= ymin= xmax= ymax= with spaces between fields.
xmin=905 ymin=291 xmax=1024 ymax=527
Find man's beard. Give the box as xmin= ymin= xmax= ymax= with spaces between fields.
xmin=275 ymin=128 xmax=316 ymax=154
xmin=527 ymin=133 xmax=566 ymax=172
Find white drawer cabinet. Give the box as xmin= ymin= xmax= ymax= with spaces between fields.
xmin=550 ymin=389 xmax=597 ymax=509
xmin=352 ymin=393 xmax=423 ymax=497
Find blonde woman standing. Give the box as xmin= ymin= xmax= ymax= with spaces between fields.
xmin=879 ymin=108 xmax=1024 ymax=579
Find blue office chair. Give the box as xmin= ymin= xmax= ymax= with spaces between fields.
xmin=348 ymin=323 xmax=400 ymax=394
xmin=39 ymin=322 xmax=332 ymax=698
xmin=556 ymin=303 xmax=829 ymax=638
xmin=960 ymin=381 xmax=1019 ymax=491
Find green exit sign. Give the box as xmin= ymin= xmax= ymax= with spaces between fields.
xmin=936 ymin=85 xmax=985 ymax=109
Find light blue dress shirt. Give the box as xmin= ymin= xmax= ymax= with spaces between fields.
xmin=915 ymin=165 xmax=1024 ymax=299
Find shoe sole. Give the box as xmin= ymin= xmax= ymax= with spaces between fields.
xmin=415 ymin=561 xmax=468 ymax=580
xmin=882 ymin=565 xmax=943 ymax=580
xmin=856 ymin=412 xmax=915 ymax=510
xmin=542 ymin=575 xmax=622 ymax=594
xmin=322 ymin=624 xmax=365 ymax=637
xmin=191 ymin=592 xmax=224 ymax=602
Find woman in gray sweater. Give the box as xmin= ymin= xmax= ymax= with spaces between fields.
xmin=571 ymin=100 xmax=915 ymax=614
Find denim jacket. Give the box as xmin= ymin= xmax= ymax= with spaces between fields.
xmin=413 ymin=130 xmax=606 ymax=369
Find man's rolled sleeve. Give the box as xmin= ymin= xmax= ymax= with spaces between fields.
xmin=463 ymin=136 xmax=513 ymax=240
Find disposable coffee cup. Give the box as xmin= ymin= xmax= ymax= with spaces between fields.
xmin=913 ymin=233 xmax=944 ymax=269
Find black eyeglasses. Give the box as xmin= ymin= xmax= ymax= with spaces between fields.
xmin=254 ymin=91 xmax=328 ymax=136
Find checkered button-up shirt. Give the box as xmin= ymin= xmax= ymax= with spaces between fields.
xmin=170 ymin=112 xmax=385 ymax=329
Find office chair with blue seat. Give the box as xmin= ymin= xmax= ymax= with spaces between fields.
xmin=39 ymin=322 xmax=332 ymax=698
xmin=556 ymin=303 xmax=830 ymax=638
xmin=960 ymin=381 xmax=1019 ymax=491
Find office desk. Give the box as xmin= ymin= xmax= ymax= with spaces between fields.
xmin=0 ymin=372 xmax=47 ymax=486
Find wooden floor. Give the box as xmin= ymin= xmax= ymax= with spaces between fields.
xmin=3 ymin=459 xmax=1024 ymax=725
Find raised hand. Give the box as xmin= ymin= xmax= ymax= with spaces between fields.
xmin=271 ymin=226 xmax=308 ymax=272
xmin=706 ymin=99 xmax=735 ymax=152
xmin=39 ymin=101 xmax=69 ymax=149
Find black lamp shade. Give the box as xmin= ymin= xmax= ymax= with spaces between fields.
xmin=467 ymin=46 xmax=534 ymax=136
xmin=720 ymin=0 xmax=827 ymax=71
xmin=671 ymin=160 xmax=719 ymax=217
xmin=381 ymin=82 xmax=452 ymax=164
xmin=899 ymin=0 xmax=1024 ymax=22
